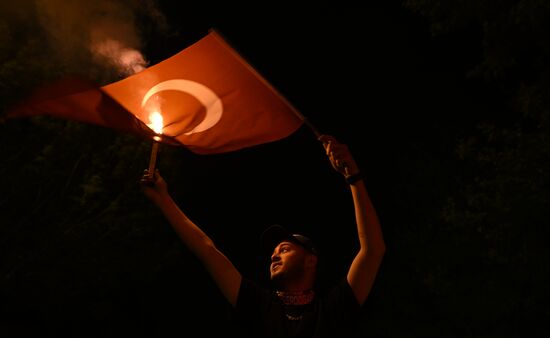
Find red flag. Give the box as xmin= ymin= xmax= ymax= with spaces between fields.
xmin=7 ymin=29 xmax=304 ymax=154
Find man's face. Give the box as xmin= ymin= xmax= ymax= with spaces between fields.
xmin=269 ymin=241 xmax=309 ymax=281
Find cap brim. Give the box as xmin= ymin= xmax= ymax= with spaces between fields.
xmin=260 ymin=224 xmax=319 ymax=256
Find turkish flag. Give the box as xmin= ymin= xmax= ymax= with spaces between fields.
xmin=7 ymin=29 xmax=304 ymax=154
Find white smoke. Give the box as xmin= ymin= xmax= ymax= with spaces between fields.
xmin=89 ymin=25 xmax=148 ymax=77
xmin=31 ymin=0 xmax=168 ymax=80
xmin=88 ymin=38 xmax=147 ymax=76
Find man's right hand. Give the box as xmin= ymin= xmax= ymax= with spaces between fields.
xmin=140 ymin=169 xmax=168 ymax=203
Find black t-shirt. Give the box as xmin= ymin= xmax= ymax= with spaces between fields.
xmin=230 ymin=277 xmax=361 ymax=338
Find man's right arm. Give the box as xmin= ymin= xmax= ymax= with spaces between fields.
xmin=141 ymin=171 xmax=242 ymax=307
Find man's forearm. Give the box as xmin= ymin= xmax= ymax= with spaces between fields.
xmin=350 ymin=181 xmax=386 ymax=255
xmin=155 ymin=193 xmax=216 ymax=257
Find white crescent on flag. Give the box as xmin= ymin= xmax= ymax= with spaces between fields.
xmin=140 ymin=79 xmax=223 ymax=135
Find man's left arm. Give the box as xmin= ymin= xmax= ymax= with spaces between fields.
xmin=346 ymin=178 xmax=386 ymax=305
xmin=319 ymin=134 xmax=386 ymax=306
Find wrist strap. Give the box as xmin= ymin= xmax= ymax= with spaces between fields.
xmin=345 ymin=172 xmax=364 ymax=185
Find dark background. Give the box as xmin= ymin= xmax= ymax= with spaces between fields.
xmin=0 ymin=1 xmax=548 ymax=337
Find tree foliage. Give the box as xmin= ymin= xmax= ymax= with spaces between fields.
xmin=400 ymin=0 xmax=550 ymax=336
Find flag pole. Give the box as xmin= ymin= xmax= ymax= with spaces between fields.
xmin=291 ymin=108 xmax=322 ymax=139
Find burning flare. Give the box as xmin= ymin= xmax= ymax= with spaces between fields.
xmin=148 ymin=111 xmax=163 ymax=140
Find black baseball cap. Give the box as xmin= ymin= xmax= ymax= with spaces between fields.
xmin=260 ymin=224 xmax=319 ymax=256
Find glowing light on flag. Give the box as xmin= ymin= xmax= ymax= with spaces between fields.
xmin=148 ymin=111 xmax=164 ymax=140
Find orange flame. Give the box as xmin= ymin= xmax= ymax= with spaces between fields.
xmin=148 ymin=111 xmax=163 ymax=140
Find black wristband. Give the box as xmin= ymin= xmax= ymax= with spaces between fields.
xmin=345 ymin=172 xmax=364 ymax=185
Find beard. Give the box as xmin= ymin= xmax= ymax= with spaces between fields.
xmin=270 ymin=260 xmax=306 ymax=287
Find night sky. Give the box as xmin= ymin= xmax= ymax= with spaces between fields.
xmin=1 ymin=1 xmax=548 ymax=337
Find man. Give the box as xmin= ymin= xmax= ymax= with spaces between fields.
xmin=140 ymin=134 xmax=385 ymax=337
